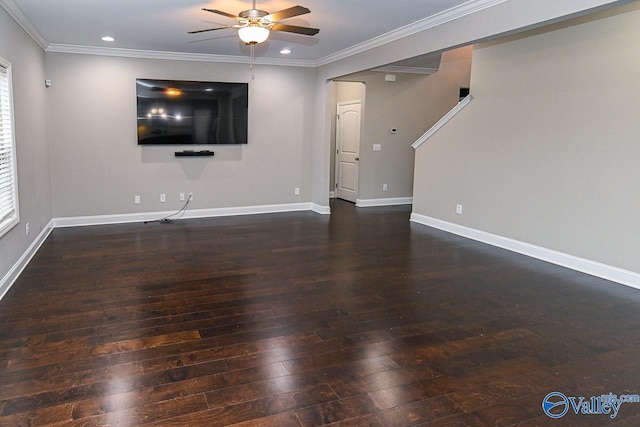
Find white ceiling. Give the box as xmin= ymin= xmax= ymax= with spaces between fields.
xmin=6 ymin=0 xmax=476 ymax=63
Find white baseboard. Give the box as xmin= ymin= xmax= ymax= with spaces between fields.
xmin=356 ymin=197 xmax=413 ymax=208
xmin=329 ymin=191 xmax=336 ymax=199
xmin=410 ymin=212 xmax=640 ymax=290
xmin=53 ymin=202 xmax=326 ymax=228
xmin=0 ymin=219 xmax=54 ymax=300
xmin=311 ymin=204 xmax=331 ymax=215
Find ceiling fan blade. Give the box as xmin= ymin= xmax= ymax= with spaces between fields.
xmin=202 ymin=8 xmax=239 ymax=20
xmin=264 ymin=5 xmax=310 ymax=22
xmin=271 ymin=23 xmax=319 ymax=36
xmin=188 ymin=26 xmax=234 ymax=34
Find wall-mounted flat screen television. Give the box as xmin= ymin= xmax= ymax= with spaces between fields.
xmin=136 ymin=79 xmax=248 ymax=145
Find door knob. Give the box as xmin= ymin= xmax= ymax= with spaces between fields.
xmin=355 ymin=157 xmax=359 ymax=161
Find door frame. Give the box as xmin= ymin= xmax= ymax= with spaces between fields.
xmin=335 ymin=99 xmax=363 ymax=203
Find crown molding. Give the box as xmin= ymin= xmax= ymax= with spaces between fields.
xmin=45 ymin=43 xmax=316 ymax=67
xmin=4 ymin=0 xmax=510 ymax=68
xmin=315 ymin=0 xmax=510 ymax=67
xmin=0 ymin=0 xmax=48 ymax=50
xmin=372 ymin=65 xmax=439 ymax=75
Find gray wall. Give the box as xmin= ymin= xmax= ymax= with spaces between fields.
xmin=413 ymin=3 xmax=640 ymax=273
xmin=45 ymin=53 xmax=316 ymax=217
xmin=0 ymin=6 xmax=51 ymax=284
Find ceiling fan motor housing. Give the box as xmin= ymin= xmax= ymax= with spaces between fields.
xmin=239 ymin=9 xmax=269 ymax=19
xmin=239 ymin=9 xmax=272 ymax=30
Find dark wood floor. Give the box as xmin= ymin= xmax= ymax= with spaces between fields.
xmin=1 ymin=200 xmax=640 ymax=426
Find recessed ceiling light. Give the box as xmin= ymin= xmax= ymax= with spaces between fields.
xmin=280 ymin=48 xmax=292 ymax=55
xmin=101 ymin=36 xmax=115 ymax=42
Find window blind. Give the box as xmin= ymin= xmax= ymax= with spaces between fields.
xmin=0 ymin=63 xmax=18 ymax=235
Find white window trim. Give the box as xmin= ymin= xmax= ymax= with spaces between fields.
xmin=0 ymin=57 xmax=19 ymax=238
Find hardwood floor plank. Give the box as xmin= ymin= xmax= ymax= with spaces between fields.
xmin=90 ymin=330 xmax=202 ymax=356
xmin=140 ymin=332 xmax=319 ymax=373
xmin=471 ymin=400 xmax=537 ymax=427
xmin=205 ymin=374 xmax=322 ymax=409
xmin=147 ymin=384 xmax=338 ymax=427
xmin=70 ymin=369 xmax=228 ymax=420
xmin=368 ymin=382 xmax=434 ymax=410
xmin=377 ymin=395 xmax=464 ymax=425
xmin=1 ymin=359 xmax=227 ymax=416
xmin=294 ymin=394 xmax=378 ymax=426
xmin=0 ymin=362 xmax=144 ymax=401
xmin=228 ymin=412 xmax=302 ymax=426
xmin=59 ymin=394 xmax=209 ymax=427
xmin=0 ymin=403 xmax=73 ymax=426
xmin=327 ymin=368 xmax=418 ymax=399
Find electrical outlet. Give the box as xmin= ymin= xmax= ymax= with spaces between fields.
xmin=25 ymin=222 xmax=29 ymax=236
xmin=383 ymin=184 xmax=388 ymax=191
xmin=456 ymin=204 xmax=463 ymax=215
xmin=294 ymin=187 xmax=300 ymax=196
xmin=188 ymin=193 xmax=193 ymax=201
xmin=160 ymin=194 xmax=166 ymax=203
xmin=180 ymin=193 xmax=185 ymax=201
xmin=134 ymin=195 xmax=141 ymax=205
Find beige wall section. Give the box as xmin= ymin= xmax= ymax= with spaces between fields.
xmin=0 ymin=7 xmax=51 ymax=280
xmin=336 ymin=82 xmax=366 ymax=103
xmin=311 ymin=0 xmax=626 ymax=207
xmin=438 ymin=46 xmax=473 ymax=90
xmin=335 ymin=46 xmax=472 ymax=201
xmin=413 ymin=3 xmax=640 ymax=273
xmin=45 ymin=53 xmax=315 ymax=217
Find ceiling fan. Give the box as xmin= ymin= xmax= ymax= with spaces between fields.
xmin=189 ymin=1 xmax=320 ymax=45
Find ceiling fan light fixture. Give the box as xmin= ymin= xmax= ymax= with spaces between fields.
xmin=238 ymin=26 xmax=270 ymax=44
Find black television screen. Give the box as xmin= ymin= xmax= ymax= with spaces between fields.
xmin=136 ymin=79 xmax=248 ymax=145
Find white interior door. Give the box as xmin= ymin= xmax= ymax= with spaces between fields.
xmin=336 ymin=101 xmax=362 ymax=203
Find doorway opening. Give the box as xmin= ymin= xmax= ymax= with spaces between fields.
xmin=330 ymin=81 xmax=366 ymax=203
